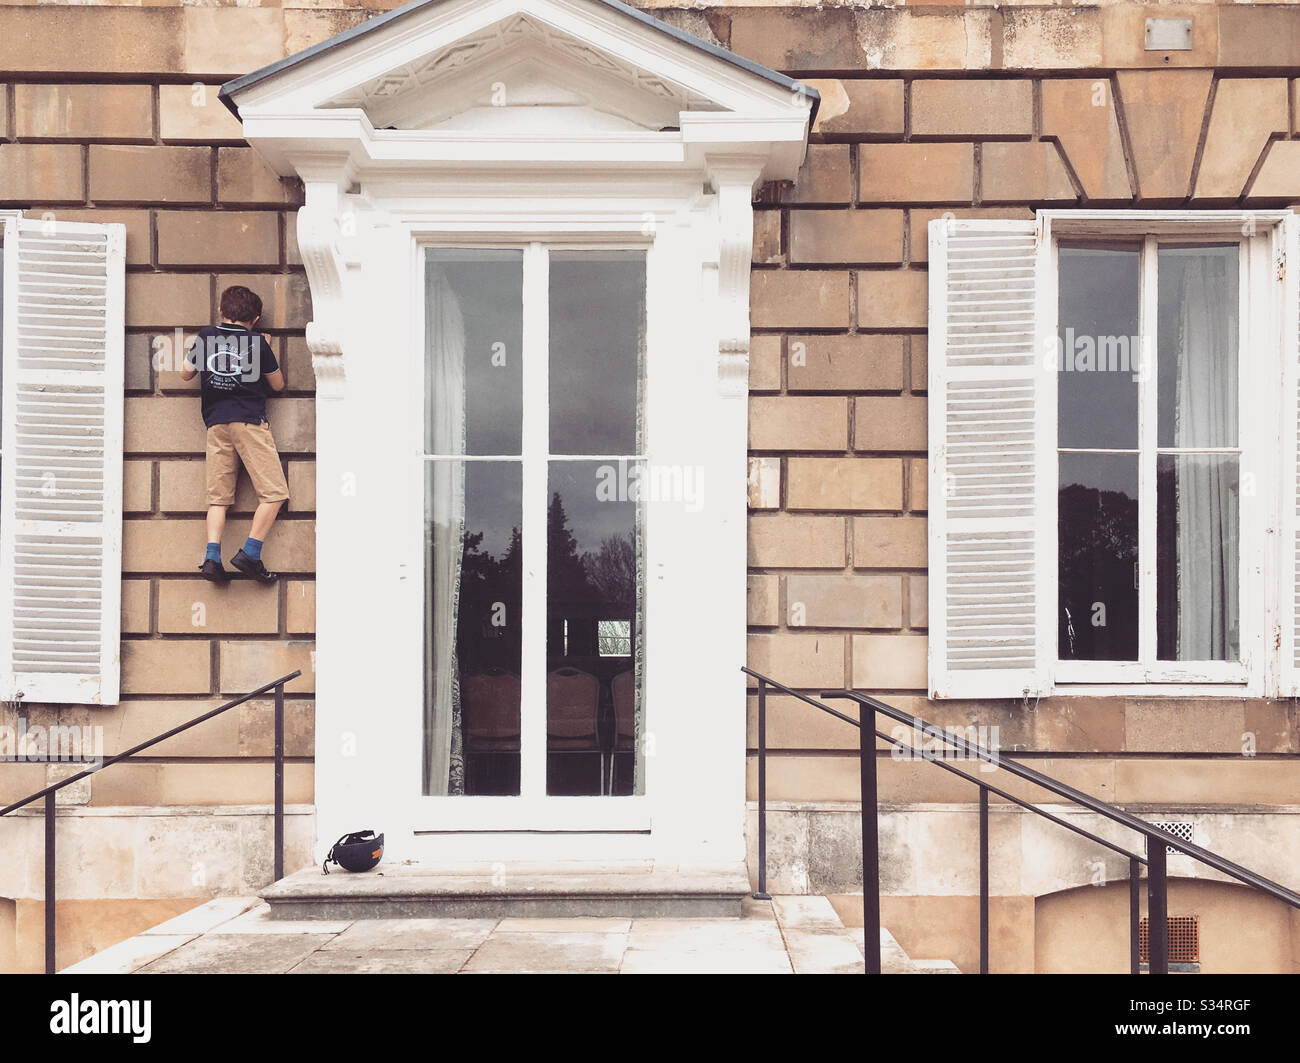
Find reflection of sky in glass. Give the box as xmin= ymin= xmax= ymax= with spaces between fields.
xmin=463 ymin=462 xmax=520 ymax=558
xmin=550 ymin=462 xmax=634 ymax=555
xmin=427 ymin=250 xmax=523 ymax=456
xmin=1059 ymin=452 xmax=1137 ymax=502
xmin=550 ymin=252 xmax=644 ymax=455
xmin=1057 ymin=244 xmax=1140 ymax=452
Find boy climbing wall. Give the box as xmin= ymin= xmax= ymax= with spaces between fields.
xmin=180 ymin=285 xmax=288 ymax=584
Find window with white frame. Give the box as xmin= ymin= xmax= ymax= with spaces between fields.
xmin=0 ymin=213 xmax=125 ymax=706
xmin=928 ymin=211 xmax=1299 ymax=699
xmin=422 ymin=245 xmax=645 ymax=799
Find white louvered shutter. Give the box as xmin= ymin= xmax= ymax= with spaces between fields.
xmin=1281 ymin=213 xmax=1300 ymax=697
xmin=927 ymin=219 xmax=1051 ymax=699
xmin=0 ymin=217 xmax=125 ymax=705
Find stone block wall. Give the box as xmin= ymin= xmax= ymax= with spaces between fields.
xmin=718 ymin=2 xmax=1300 ymax=948
xmin=743 ymin=43 xmax=1300 ymax=795
xmin=0 ymin=74 xmax=316 ymax=815
xmin=0 ymin=47 xmax=320 ymax=969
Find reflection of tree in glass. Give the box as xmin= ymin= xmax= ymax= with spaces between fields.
xmin=586 ymin=535 xmax=635 ymax=657
xmin=547 ymin=492 xmax=593 ymax=601
xmin=456 ymin=525 xmax=521 ymax=674
xmin=547 ymin=493 xmax=635 ymax=659
xmin=1059 ymin=484 xmax=1137 ymax=566
xmin=584 ymin=534 xmax=634 ymax=604
xmin=1058 ymin=483 xmax=1139 ymax=659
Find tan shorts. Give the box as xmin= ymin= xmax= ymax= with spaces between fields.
xmin=206 ymin=420 xmax=290 ymax=507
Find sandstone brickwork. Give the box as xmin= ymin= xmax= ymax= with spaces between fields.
xmin=0 ymin=73 xmax=313 ymax=820
xmin=734 ymin=3 xmax=1300 ymax=821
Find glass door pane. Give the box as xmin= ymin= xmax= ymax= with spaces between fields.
xmin=548 ymin=252 xmax=644 ymax=455
xmin=546 ymin=461 xmax=639 ymax=796
xmin=425 ymin=461 xmax=522 ymax=795
xmin=424 ymin=249 xmax=524 ymax=796
xmin=546 ymin=249 xmax=645 ymax=796
xmin=424 ymin=246 xmax=646 ymax=800
xmin=426 ymin=249 xmax=523 ymax=456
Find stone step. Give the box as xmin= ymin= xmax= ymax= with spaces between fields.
xmin=881 ymin=928 xmax=962 ymax=973
xmin=259 ymin=861 xmax=751 ymax=920
xmin=818 ymin=894 xmax=964 ymax=973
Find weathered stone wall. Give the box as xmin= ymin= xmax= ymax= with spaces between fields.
xmin=0 ymin=78 xmax=316 ymax=813
xmin=724 ymin=5 xmax=1300 ymax=968
xmin=0 ymin=47 xmax=319 ymax=969
xmin=735 ymin=6 xmax=1300 ymax=827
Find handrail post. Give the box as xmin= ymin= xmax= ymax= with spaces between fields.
xmin=860 ymin=701 xmax=881 ymax=974
xmin=1129 ymin=856 xmax=1141 ymax=976
xmin=44 ymin=795 xmax=56 ymax=976
xmin=1147 ymin=837 xmax=1168 ymax=974
xmin=978 ymin=787 xmax=989 ymax=975
xmin=753 ymin=679 xmax=771 ymax=901
xmin=274 ymin=682 xmax=285 ymax=883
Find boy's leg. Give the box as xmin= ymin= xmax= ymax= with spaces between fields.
xmin=229 ymin=421 xmax=289 ymax=581
xmin=206 ymin=505 xmax=228 ymax=545
xmin=202 ymin=426 xmax=237 ymax=579
xmin=249 ymin=500 xmax=283 ymax=542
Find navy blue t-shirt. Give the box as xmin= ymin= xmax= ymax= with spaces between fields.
xmin=185 ymin=325 xmax=281 ymax=429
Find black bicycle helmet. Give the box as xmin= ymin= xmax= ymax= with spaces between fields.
xmin=322 ymin=830 xmax=384 ymax=874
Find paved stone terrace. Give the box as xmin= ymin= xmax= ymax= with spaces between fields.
xmin=62 ymin=895 xmax=956 ymax=975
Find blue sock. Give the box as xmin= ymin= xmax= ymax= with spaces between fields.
xmin=205 ymin=543 xmax=222 ymax=563
xmin=242 ymin=537 xmax=264 ymax=561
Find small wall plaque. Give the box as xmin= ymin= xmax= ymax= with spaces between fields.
xmin=1145 ymin=18 xmax=1193 ymax=51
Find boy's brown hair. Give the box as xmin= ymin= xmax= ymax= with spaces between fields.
xmin=220 ymin=285 xmax=263 ymax=325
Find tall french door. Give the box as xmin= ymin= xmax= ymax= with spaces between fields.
xmin=422 ymin=243 xmax=647 ymax=808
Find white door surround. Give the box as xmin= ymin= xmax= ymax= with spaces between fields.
xmin=221 ymin=0 xmax=814 ymax=867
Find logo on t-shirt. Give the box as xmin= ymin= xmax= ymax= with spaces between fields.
xmin=204 ymin=334 xmax=258 ymax=382
xmin=191 ymin=327 xmax=278 ymax=428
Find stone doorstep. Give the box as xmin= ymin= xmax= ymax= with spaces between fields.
xmin=258 ymin=862 xmax=753 ymax=920
xmin=65 ymin=893 xmax=962 ymax=973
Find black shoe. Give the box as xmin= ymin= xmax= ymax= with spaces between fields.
xmin=199 ymin=558 xmax=231 ymax=583
xmin=230 ymin=549 xmax=277 ymax=584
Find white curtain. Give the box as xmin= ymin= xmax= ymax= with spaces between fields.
xmin=1172 ymin=253 xmax=1238 ymax=660
xmin=424 ymin=269 xmax=467 ymax=795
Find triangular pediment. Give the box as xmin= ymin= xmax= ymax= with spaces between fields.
xmin=221 ymin=0 xmax=815 ymax=180
xmin=222 ymin=0 xmax=813 ymax=127
xmin=324 ymin=14 xmax=719 ymax=133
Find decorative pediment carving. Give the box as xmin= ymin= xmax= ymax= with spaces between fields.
xmin=323 ymin=13 xmax=717 ymax=133
xmin=222 ymin=0 xmax=816 ymax=177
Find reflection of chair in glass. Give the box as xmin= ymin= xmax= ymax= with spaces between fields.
xmin=462 ymin=672 xmax=521 ymax=794
xmin=547 ymin=667 xmax=602 ymax=793
xmin=608 ymin=670 xmax=635 ymax=795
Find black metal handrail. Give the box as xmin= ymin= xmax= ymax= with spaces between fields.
xmin=743 ymin=666 xmax=1300 ymax=975
xmin=0 ymin=670 xmax=302 ymax=974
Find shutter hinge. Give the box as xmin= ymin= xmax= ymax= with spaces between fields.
xmin=1277 ymin=248 xmax=1286 ymax=283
